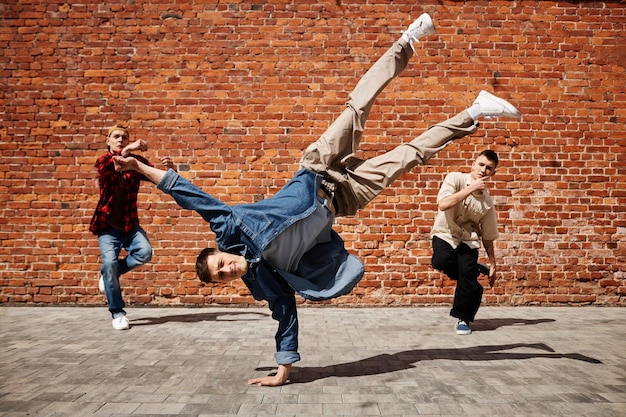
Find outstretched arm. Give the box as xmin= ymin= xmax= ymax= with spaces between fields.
xmin=116 ymin=155 xmax=232 ymax=226
xmin=113 ymin=155 xmax=168 ymax=184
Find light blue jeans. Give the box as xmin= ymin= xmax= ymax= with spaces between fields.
xmin=97 ymin=226 xmax=152 ymax=317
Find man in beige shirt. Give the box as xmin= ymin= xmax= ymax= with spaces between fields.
xmin=431 ymin=150 xmax=500 ymax=335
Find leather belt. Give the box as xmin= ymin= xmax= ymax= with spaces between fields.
xmin=317 ymin=188 xmax=336 ymax=214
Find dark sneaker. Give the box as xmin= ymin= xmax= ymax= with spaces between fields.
xmin=455 ymin=320 xmax=472 ymax=335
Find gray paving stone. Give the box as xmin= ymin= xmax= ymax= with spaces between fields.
xmin=0 ymin=306 xmax=624 ymax=416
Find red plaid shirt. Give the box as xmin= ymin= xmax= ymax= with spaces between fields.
xmin=89 ymin=151 xmax=152 ymax=235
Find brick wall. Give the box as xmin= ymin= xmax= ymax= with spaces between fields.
xmin=1 ymin=1 xmax=624 ymax=308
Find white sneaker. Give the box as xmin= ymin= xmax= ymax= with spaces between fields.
xmin=98 ymin=275 xmax=105 ymax=292
xmin=112 ymin=316 xmax=130 ymax=330
xmin=402 ymin=13 xmax=436 ymax=46
xmin=473 ymin=90 xmax=521 ymax=119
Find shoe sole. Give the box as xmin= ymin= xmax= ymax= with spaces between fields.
xmin=479 ymin=90 xmax=521 ymax=119
xmin=419 ymin=13 xmax=436 ymax=36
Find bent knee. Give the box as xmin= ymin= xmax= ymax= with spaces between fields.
xmin=141 ymin=248 xmax=153 ymax=263
xmin=133 ymin=247 xmax=153 ymax=264
xmin=431 ymin=257 xmax=447 ymax=272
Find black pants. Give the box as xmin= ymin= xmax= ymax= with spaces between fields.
xmin=431 ymin=236 xmax=483 ymax=323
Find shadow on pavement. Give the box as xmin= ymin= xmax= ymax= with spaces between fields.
xmin=471 ymin=317 xmax=556 ymax=331
xmin=274 ymin=343 xmax=602 ymax=384
xmin=130 ymin=311 xmax=269 ymax=326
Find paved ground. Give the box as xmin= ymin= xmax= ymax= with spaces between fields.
xmin=0 ymin=306 xmax=624 ymax=416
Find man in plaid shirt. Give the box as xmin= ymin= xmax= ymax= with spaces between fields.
xmin=90 ymin=123 xmax=176 ymax=330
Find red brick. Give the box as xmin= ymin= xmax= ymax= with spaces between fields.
xmin=0 ymin=1 xmax=623 ymax=307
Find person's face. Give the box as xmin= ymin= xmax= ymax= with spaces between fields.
xmin=471 ymin=155 xmax=497 ymax=180
xmin=205 ymin=249 xmax=248 ymax=282
xmin=106 ymin=129 xmax=129 ymax=152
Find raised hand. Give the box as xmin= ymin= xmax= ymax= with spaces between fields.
xmin=159 ymin=156 xmax=176 ymax=171
xmin=113 ymin=155 xmax=138 ymax=172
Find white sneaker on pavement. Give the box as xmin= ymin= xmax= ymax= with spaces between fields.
xmin=473 ymin=90 xmax=521 ymax=119
xmin=112 ymin=316 xmax=130 ymax=330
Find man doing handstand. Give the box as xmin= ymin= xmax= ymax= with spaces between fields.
xmin=113 ymin=13 xmax=520 ymax=386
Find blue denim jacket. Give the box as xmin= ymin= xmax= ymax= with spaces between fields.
xmin=157 ymin=169 xmax=364 ymax=365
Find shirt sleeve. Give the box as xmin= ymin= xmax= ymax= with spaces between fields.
xmin=245 ymin=263 xmax=301 ymax=365
xmin=95 ymin=152 xmax=118 ymax=183
xmin=437 ymin=172 xmax=463 ymax=201
xmin=268 ymin=293 xmax=301 ymax=365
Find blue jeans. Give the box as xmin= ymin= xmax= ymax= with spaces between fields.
xmin=98 ymin=226 xmax=152 ymax=317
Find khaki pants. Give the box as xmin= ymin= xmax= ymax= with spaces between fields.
xmin=300 ymin=40 xmax=479 ymax=216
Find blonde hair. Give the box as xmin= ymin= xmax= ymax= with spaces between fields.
xmin=107 ymin=123 xmax=129 ymax=138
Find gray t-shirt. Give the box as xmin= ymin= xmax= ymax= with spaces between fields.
xmin=263 ymin=194 xmax=335 ymax=272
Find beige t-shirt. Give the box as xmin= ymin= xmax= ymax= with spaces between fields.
xmin=431 ymin=172 xmax=499 ymax=249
